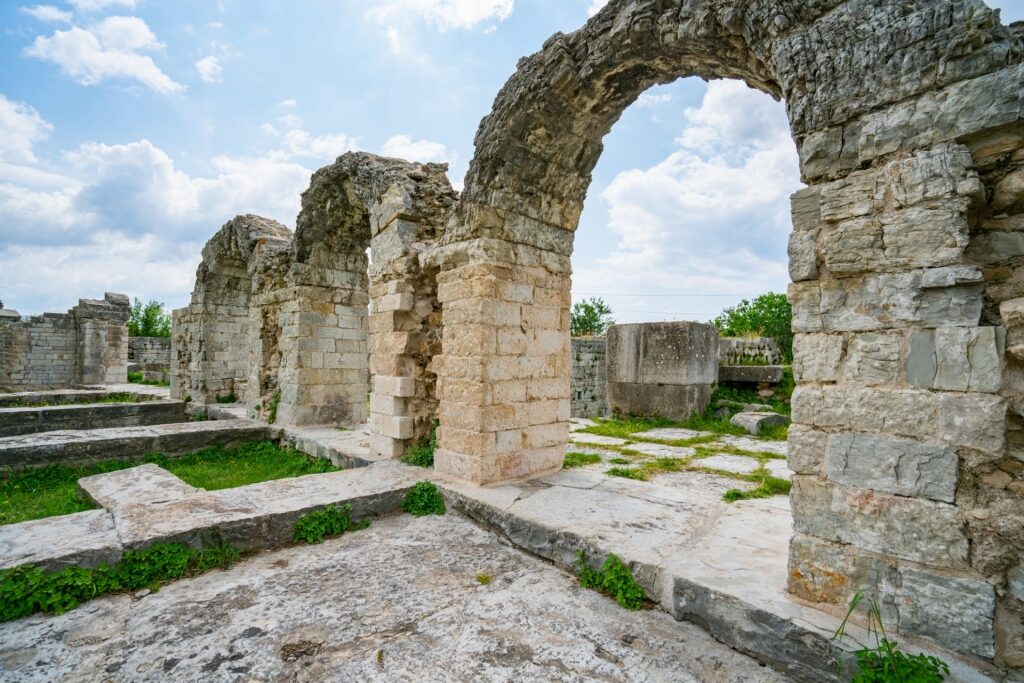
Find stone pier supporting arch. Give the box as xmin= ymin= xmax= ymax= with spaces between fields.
xmin=427 ymin=0 xmax=1024 ymax=668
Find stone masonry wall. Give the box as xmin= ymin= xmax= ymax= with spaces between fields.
xmin=570 ymin=337 xmax=608 ymax=418
xmin=128 ymin=337 xmax=171 ymax=367
xmin=719 ymin=337 xmax=782 ymax=366
xmin=0 ymin=293 xmax=130 ymax=391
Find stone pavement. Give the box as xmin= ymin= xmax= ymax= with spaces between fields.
xmin=0 ymin=514 xmax=791 ymax=682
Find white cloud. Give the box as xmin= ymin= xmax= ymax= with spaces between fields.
xmin=277 ymin=99 xmax=297 ymax=109
xmin=587 ymin=0 xmax=610 ymax=17
xmin=381 ymin=134 xmax=450 ymax=163
xmin=20 ymin=5 xmax=72 ymax=23
xmin=67 ymin=0 xmax=137 ymax=12
xmin=369 ymin=0 xmax=513 ymax=31
xmin=0 ymin=94 xmax=53 ymax=164
xmin=194 ymin=55 xmax=222 ymax=83
xmin=25 ymin=16 xmax=185 ymax=94
xmin=636 ymin=92 xmax=671 ymax=108
xmin=573 ymin=80 xmax=801 ymax=324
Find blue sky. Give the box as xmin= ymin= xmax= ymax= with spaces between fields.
xmin=1 ymin=0 xmax=1022 ymax=322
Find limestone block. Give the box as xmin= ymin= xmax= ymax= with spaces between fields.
xmin=717 ymin=365 xmax=784 ymax=384
xmin=792 ymin=334 xmax=844 ymax=383
xmin=607 ymin=322 xmax=718 ymax=386
xmin=608 ymin=382 xmax=712 ymax=422
xmin=791 ymin=476 xmax=969 ymax=568
xmin=825 ymin=432 xmax=958 ymax=503
xmin=373 ymin=375 xmax=416 ymax=398
xmin=899 ymin=567 xmax=996 ymax=659
xmin=375 ymin=293 xmax=414 ymax=313
xmin=729 ymin=411 xmax=790 ymax=436
xmin=906 ymin=327 xmax=1004 ymax=393
xmin=993 ymin=168 xmax=1024 ymax=213
xmin=787 ymin=425 xmax=826 ymax=475
xmin=788 ymin=226 xmax=819 ymax=282
xmin=1001 ymin=298 xmax=1024 ymax=361
xmin=843 ymin=333 xmax=900 ymax=386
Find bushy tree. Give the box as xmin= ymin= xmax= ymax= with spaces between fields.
xmin=713 ymin=293 xmax=792 ymax=362
xmin=128 ymin=299 xmax=172 ymax=337
xmin=571 ymin=297 xmax=615 ymax=337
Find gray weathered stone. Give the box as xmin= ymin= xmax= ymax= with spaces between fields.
xmin=825 ymin=432 xmax=958 ymax=503
xmin=730 ymin=411 xmax=791 ymax=436
xmin=719 ymin=365 xmax=785 ymax=384
xmin=78 ymin=464 xmax=200 ymax=510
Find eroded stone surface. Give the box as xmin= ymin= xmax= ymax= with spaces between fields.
xmin=0 ymin=510 xmax=120 ymax=572
xmin=78 ymin=464 xmax=199 ymax=510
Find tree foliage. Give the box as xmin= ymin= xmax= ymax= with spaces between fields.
xmin=571 ymin=297 xmax=615 ymax=337
xmin=713 ymin=293 xmax=792 ymax=362
xmin=128 ymin=298 xmax=171 ymax=337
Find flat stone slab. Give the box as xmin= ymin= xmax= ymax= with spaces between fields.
xmin=568 ymin=433 xmax=629 ymax=447
xmin=626 ymin=441 xmax=696 ymax=458
xmin=765 ymin=458 xmax=793 ymax=479
xmin=0 ymin=510 xmax=120 ymax=572
xmin=111 ymin=463 xmax=419 ymax=550
xmin=0 ymin=400 xmax=188 ymax=438
xmin=0 ymin=419 xmax=271 ymax=468
xmin=78 ymin=464 xmax=199 ymax=510
xmin=0 ymin=389 xmax=157 ymax=408
xmin=695 ymin=454 xmax=762 ymax=475
xmin=281 ymin=424 xmax=376 ymax=468
xmin=718 ymin=434 xmax=789 ymax=456
xmin=569 ymin=418 xmax=597 ymax=431
xmin=719 ymin=365 xmax=786 ymax=384
xmin=639 ymin=427 xmax=716 ymax=441
xmin=0 ymin=515 xmax=786 ymax=682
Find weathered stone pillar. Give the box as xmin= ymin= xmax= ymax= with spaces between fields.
xmin=74 ymin=292 xmax=131 ymax=385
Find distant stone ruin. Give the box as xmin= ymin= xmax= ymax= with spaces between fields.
xmin=0 ymin=293 xmax=130 ymax=391
xmin=173 ymin=0 xmax=1024 ymax=669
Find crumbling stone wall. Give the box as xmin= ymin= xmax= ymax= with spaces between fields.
xmin=128 ymin=337 xmax=171 ymax=366
xmin=0 ymin=293 xmax=130 ymax=391
xmin=421 ymin=0 xmax=1024 ymax=669
xmin=570 ymin=337 xmax=608 ymax=418
xmin=719 ymin=337 xmax=782 ymax=366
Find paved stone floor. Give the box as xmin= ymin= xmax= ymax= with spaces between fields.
xmin=0 ymin=514 xmax=790 ymax=683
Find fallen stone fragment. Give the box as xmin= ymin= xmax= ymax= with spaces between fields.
xmin=730 ymin=412 xmax=791 ymax=436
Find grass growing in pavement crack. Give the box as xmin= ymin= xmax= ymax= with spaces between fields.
xmin=723 ymin=472 xmax=791 ymax=502
xmin=0 ymin=441 xmax=338 ymax=526
xmin=576 ymin=550 xmax=647 ymax=610
xmin=563 ymin=452 xmax=601 ymax=468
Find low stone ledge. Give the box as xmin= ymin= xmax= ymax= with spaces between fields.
xmin=0 ymin=401 xmax=188 ymax=438
xmin=78 ymin=464 xmax=199 ymax=509
xmin=719 ymin=365 xmax=786 ymax=384
xmin=0 ymin=510 xmax=121 ymax=572
xmin=0 ymin=389 xmax=157 ymax=408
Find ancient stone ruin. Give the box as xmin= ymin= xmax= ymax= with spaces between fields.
xmin=147 ymin=0 xmax=1024 ymax=672
xmin=0 ymin=293 xmax=130 ymax=391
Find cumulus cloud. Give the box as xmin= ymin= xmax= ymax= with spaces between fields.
xmin=381 ymin=134 xmax=450 ymax=163
xmin=587 ymin=0 xmax=610 ymax=17
xmin=194 ymin=55 xmax=222 ymax=83
xmin=369 ymin=0 xmax=513 ymax=31
xmin=636 ymin=92 xmax=671 ymax=108
xmin=0 ymin=94 xmax=53 ymax=164
xmin=573 ymin=80 xmax=801 ymax=323
xmin=25 ymin=16 xmax=185 ymax=94
xmin=67 ymin=0 xmax=137 ymax=12
xmin=20 ymin=5 xmax=72 ymax=23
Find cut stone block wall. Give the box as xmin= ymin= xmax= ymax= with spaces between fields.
xmin=0 ymin=293 xmax=130 ymax=391
xmin=719 ymin=337 xmax=782 ymax=366
xmin=606 ymin=322 xmax=719 ymax=421
xmin=128 ymin=337 xmax=171 ymax=367
xmin=570 ymin=337 xmax=607 ymax=418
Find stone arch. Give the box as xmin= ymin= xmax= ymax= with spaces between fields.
xmin=276 ymin=152 xmax=455 ymax=457
xmin=430 ymin=0 xmax=1023 ymax=667
xmin=171 ymin=214 xmax=292 ymax=406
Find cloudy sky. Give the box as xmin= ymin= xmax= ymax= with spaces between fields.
xmin=1 ymin=1 xmax=1022 ymax=322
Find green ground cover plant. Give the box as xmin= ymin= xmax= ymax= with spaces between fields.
xmin=127 ymin=373 xmax=169 ymax=388
xmin=403 ymin=481 xmax=446 ymax=516
xmin=0 ymin=536 xmax=239 ymax=623
xmin=0 ymin=441 xmax=337 ymax=525
xmin=401 ymin=422 xmax=437 ymax=468
xmin=292 ymin=503 xmax=368 ymax=544
xmin=563 ymin=451 xmax=601 ymax=468
xmin=266 ymin=390 xmax=281 ymax=424
xmin=833 ymin=590 xmax=950 ymax=682
xmin=576 ymin=551 xmax=646 ymax=610
xmin=722 ymin=473 xmax=792 ymax=502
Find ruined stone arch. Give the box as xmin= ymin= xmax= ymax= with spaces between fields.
xmin=428 ymin=0 xmax=1024 ymax=668
xmin=171 ymin=214 xmax=292 ymax=406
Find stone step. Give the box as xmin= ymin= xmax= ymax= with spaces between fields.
xmin=0 ymin=463 xmax=421 ymax=573
xmin=0 ymin=419 xmax=272 ymax=469
xmin=0 ymin=401 xmax=188 ymax=438
xmin=78 ymin=464 xmax=200 ymax=509
xmin=718 ymin=365 xmax=786 ymax=384
xmin=0 ymin=389 xmax=157 ymax=408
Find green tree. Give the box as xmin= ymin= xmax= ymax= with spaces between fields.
xmin=713 ymin=293 xmax=793 ymax=362
xmin=571 ymin=297 xmax=615 ymax=337
xmin=128 ymin=299 xmax=172 ymax=337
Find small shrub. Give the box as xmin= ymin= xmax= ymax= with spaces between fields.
xmin=401 ymin=422 xmax=437 ymax=468
xmin=216 ymin=392 xmax=238 ymax=404
xmin=713 ymin=293 xmax=793 ymax=362
xmin=475 ymin=574 xmax=492 ymax=585
xmin=575 ymin=551 xmax=646 ymax=610
xmin=833 ymin=590 xmax=951 ymax=682
xmin=563 ymin=451 xmax=601 ymax=468
xmin=571 ymin=297 xmax=614 ymax=337
xmin=403 ymin=481 xmax=445 ymax=517
xmin=127 ymin=371 xmax=143 ymax=383
xmin=267 ymin=390 xmax=281 ymax=425
xmin=292 ymin=504 xmax=367 ymax=544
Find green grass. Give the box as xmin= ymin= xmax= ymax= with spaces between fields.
xmin=401 ymin=422 xmax=437 ymax=468
xmin=2 ymin=392 xmax=141 ymax=408
xmin=127 ymin=373 xmax=169 ymax=388
xmin=0 ymin=441 xmax=338 ymax=526
xmin=576 ymin=551 xmax=647 ymax=610
xmin=723 ymin=473 xmax=792 ymax=502
xmin=403 ymin=481 xmax=446 ymax=516
xmin=563 ymin=451 xmax=601 ymax=468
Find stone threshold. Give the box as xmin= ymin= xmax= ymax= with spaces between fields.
xmin=0 ymin=461 xmax=421 ymax=573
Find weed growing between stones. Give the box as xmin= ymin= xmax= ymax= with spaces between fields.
xmin=606 ymin=457 xmax=687 ymax=482
xmin=215 ymin=392 xmax=238 ymax=404
xmin=267 ymin=390 xmax=281 ymax=425
xmin=833 ymin=590 xmax=950 ymax=682
xmin=723 ymin=473 xmax=791 ymax=502
xmin=0 ymin=536 xmax=242 ymax=623
xmin=575 ymin=551 xmax=646 ymax=610
xmin=403 ymin=481 xmax=445 ymax=516
xmin=563 ymin=451 xmax=601 ymax=468
xmin=401 ymin=423 xmax=437 ymax=468
xmin=608 ymin=457 xmax=630 ymax=465
xmin=292 ymin=503 xmax=369 ymax=544
xmin=606 ymin=466 xmax=647 ymax=480
xmin=475 ymin=574 xmax=492 ymax=585
xmin=127 ymin=374 xmax=170 ymax=388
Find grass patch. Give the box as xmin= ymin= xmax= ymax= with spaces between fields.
xmin=576 ymin=551 xmax=646 ymax=610
xmin=475 ymin=574 xmax=492 ymax=585
xmin=266 ymin=390 xmax=281 ymax=425
xmin=606 ymin=466 xmax=647 ymax=481
xmin=606 ymin=456 xmax=687 ymax=482
xmin=401 ymin=422 xmax=437 ymax=468
xmin=127 ymin=374 xmax=169 ymax=388
xmin=215 ymin=392 xmax=238 ymax=404
xmin=563 ymin=451 xmax=601 ymax=468
xmin=608 ymin=457 xmax=630 ymax=465
xmin=292 ymin=503 xmax=368 ymax=544
xmin=579 ymin=415 xmax=676 ymax=440
xmin=403 ymin=481 xmax=445 ymax=517
xmin=0 ymin=441 xmax=338 ymax=526
xmin=723 ymin=472 xmax=792 ymax=502
xmin=0 ymin=535 xmax=241 ymax=623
